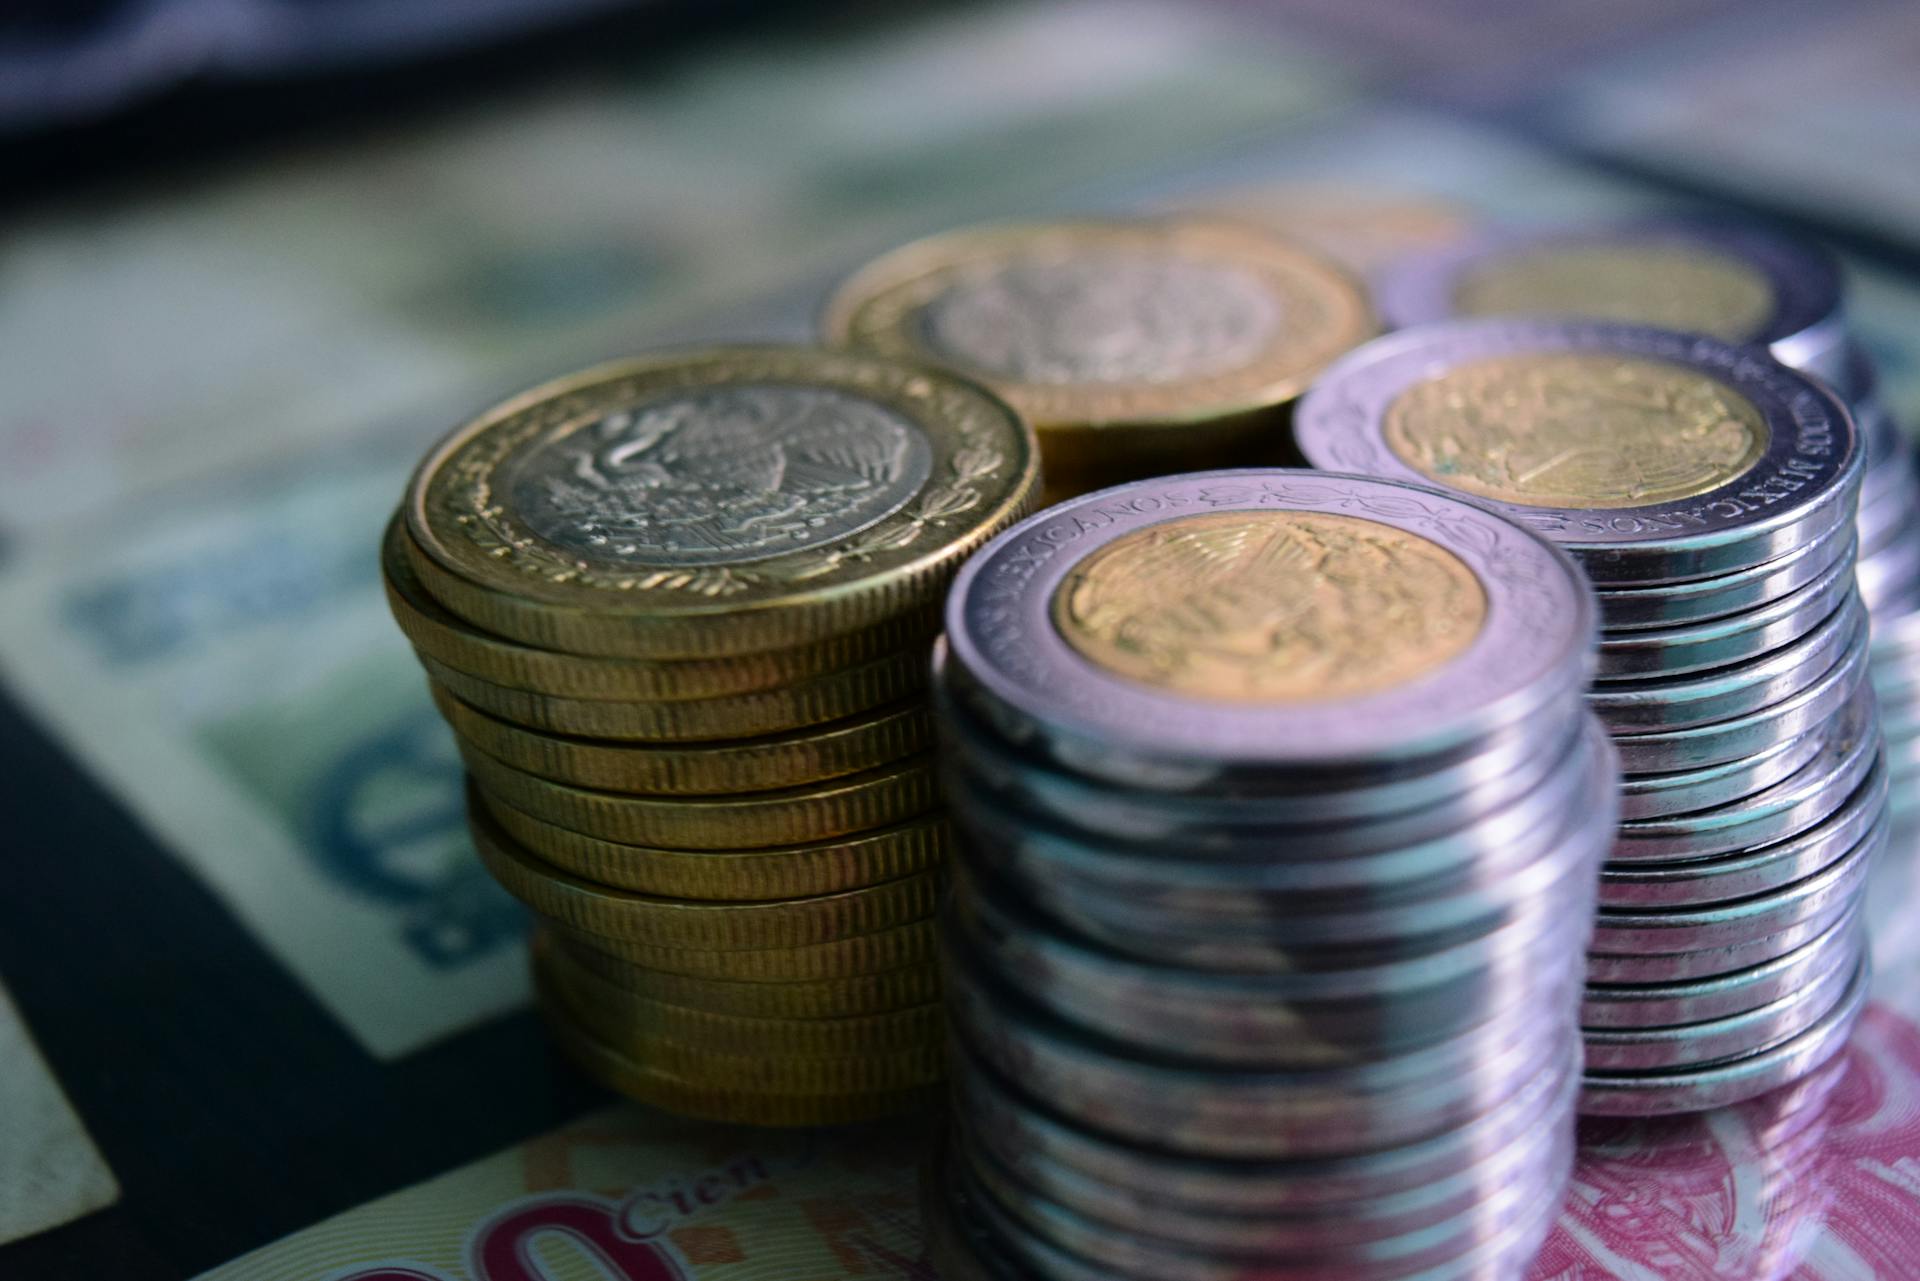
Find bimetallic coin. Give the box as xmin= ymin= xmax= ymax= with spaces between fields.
xmin=475 ymin=784 xmax=947 ymax=900
xmin=1592 ymin=557 xmax=1853 ymax=680
xmin=405 ymin=347 xmax=1037 ymax=659
xmin=1618 ymin=729 xmax=1826 ymax=821
xmin=1581 ymin=907 xmax=1863 ymax=1029
xmin=1162 ymin=185 xmax=1477 ymax=276
xmin=1592 ymin=521 xmax=1854 ymax=630
xmin=382 ymin=516 xmax=938 ymax=700
xmin=423 ymin=649 xmax=926 ymax=741
xmin=944 ymin=470 xmax=1595 ymax=778
xmin=1579 ymin=953 xmax=1869 ymax=1116
xmin=469 ymin=804 xmax=941 ymax=949
xmin=1294 ymin=320 xmax=1859 ymax=585
xmin=1375 ymin=220 xmax=1847 ymax=381
xmin=461 ymin=743 xmax=938 ymax=848
xmin=434 ymin=684 xmax=930 ymax=794
xmin=550 ymin=915 xmax=936 ymax=982
xmin=823 ymin=218 xmax=1373 ymax=480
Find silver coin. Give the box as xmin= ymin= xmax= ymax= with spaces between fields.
xmin=1600 ymin=762 xmax=1886 ymax=908
xmin=1608 ymin=687 xmax=1880 ymax=862
xmin=943 ymin=470 xmax=1597 ymax=780
xmin=1618 ymin=728 xmax=1827 ymax=821
xmin=953 ymin=1037 xmax=1580 ymax=1215
xmin=1373 ymin=220 xmax=1847 ymax=379
xmin=1293 ymin=319 xmax=1861 ymax=585
xmin=1594 ymin=521 xmax=1855 ymax=631
xmin=1590 ymin=593 xmax=1865 ymax=732
xmin=1579 ymin=951 xmax=1869 ymax=1116
xmin=1855 ymin=458 xmax=1915 ymax=552
xmin=943 ymin=936 xmax=1576 ymax=1159
xmin=1593 ymin=556 xmax=1854 ymax=680
xmin=1612 ymin=625 xmax=1869 ymax=773
xmin=1585 ymin=880 xmax=1861 ymax=985
xmin=1580 ymin=905 xmax=1863 ymax=1028
xmin=1582 ymin=934 xmax=1862 ymax=1070
xmin=950 ymin=867 xmax=1590 ymax=1066
xmin=1589 ymin=814 xmax=1882 ymax=959
xmin=1858 ymin=517 xmax=1920 ymax=614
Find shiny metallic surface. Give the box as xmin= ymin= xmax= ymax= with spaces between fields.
xmin=1617 ymin=728 xmax=1826 ymax=820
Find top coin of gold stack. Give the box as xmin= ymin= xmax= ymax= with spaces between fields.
xmin=823 ymin=217 xmax=1375 ymax=503
xmin=385 ymin=346 xmax=1040 ymax=1126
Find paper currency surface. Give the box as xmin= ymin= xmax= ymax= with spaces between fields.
xmin=0 ymin=980 xmax=118 ymax=1246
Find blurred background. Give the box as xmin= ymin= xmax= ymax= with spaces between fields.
xmin=1 ymin=0 xmax=1916 ymax=1275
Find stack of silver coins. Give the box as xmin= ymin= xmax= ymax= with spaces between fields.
xmin=1376 ymin=218 xmax=1920 ymax=806
xmin=923 ymin=470 xmax=1614 ymax=1280
xmin=1297 ymin=317 xmax=1884 ymax=1116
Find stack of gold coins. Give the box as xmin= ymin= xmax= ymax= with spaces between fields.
xmin=823 ymin=216 xmax=1374 ymax=505
xmin=383 ymin=346 xmax=1040 ymax=1125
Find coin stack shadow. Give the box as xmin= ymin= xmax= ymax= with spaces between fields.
xmin=382 ymin=348 xmax=1040 ymax=1126
xmin=823 ymin=216 xmax=1376 ymax=506
xmin=923 ymin=471 xmax=1615 ymax=1280
xmin=1296 ymin=318 xmax=1886 ymax=1117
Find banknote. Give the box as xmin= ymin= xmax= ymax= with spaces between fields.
xmin=0 ymin=979 xmax=118 ymax=1246
xmin=0 ymin=1 xmax=1348 ymax=1059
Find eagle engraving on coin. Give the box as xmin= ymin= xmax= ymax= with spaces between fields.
xmin=508 ymin=384 xmax=934 ymax=567
xmin=1052 ymin=510 xmax=1487 ymax=702
xmin=922 ymin=254 xmax=1284 ymax=385
xmin=1452 ymin=244 xmax=1775 ymax=341
xmin=1383 ymin=353 xmax=1770 ymax=510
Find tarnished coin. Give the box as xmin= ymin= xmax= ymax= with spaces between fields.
xmin=404 ymin=346 xmax=1038 ymax=659
xmin=538 ymin=987 xmax=941 ymax=1126
xmin=943 ymin=470 xmax=1595 ymax=781
xmin=550 ymin=915 xmax=936 ymax=982
xmin=474 ymin=784 xmax=948 ymax=900
xmin=469 ymin=804 xmax=941 ymax=949
xmin=461 ymin=742 xmax=938 ymax=848
xmin=1592 ymin=521 xmax=1855 ymax=630
xmin=434 ymin=683 xmax=931 ymax=794
xmin=823 ymin=218 xmax=1373 ymax=481
xmin=383 ymin=516 xmax=939 ymax=700
xmin=423 ymin=649 xmax=926 ymax=741
xmin=1375 ymin=220 xmax=1849 ymax=384
xmin=1294 ymin=320 xmax=1860 ymax=584
xmin=1579 ymin=952 xmax=1869 ymax=1116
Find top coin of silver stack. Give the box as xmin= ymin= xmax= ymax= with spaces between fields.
xmin=1377 ymin=217 xmax=1920 ymax=807
xmin=925 ymin=469 xmax=1616 ymax=1281
xmin=1296 ymin=317 xmax=1883 ymax=1116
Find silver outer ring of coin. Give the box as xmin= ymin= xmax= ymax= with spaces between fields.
xmin=938 ymin=687 xmax=1601 ymax=870
xmin=1293 ymin=319 xmax=1860 ymax=584
xmin=943 ymin=937 xmax=1576 ymax=1158
xmin=1578 ymin=952 xmax=1869 ymax=1116
xmin=1619 ymin=727 xmax=1827 ymax=821
xmin=954 ymin=1121 xmax=1571 ymax=1281
xmin=942 ymin=469 xmax=1597 ymax=776
xmin=1581 ymin=905 xmax=1863 ymax=1028
xmin=948 ymin=869 xmax=1589 ymax=1066
xmin=1595 ymin=523 xmax=1856 ymax=630
xmin=1581 ymin=938 xmax=1862 ymax=1071
xmin=1600 ymin=763 xmax=1886 ymax=908
xmin=1373 ymin=221 xmax=1846 ymax=365
xmin=1593 ymin=559 xmax=1854 ymax=680
xmin=1607 ymin=690 xmax=1880 ymax=862
xmin=1588 ymin=814 xmax=1882 ymax=957
xmin=1591 ymin=594 xmax=1865 ymax=732
xmin=1612 ymin=629 xmax=1869 ymax=772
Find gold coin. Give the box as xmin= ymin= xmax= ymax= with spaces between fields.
xmin=823 ymin=217 xmax=1373 ymax=477
xmin=404 ymin=347 xmax=1038 ymax=659
xmin=384 ymin=516 xmax=940 ymax=701
xmin=474 ymin=782 xmax=949 ymax=899
xmin=1384 ymin=352 xmax=1770 ymax=509
xmin=422 ymin=649 xmax=928 ymax=740
xmin=535 ymin=933 xmax=943 ymax=1058
xmin=1165 ymin=184 xmax=1477 ymax=275
xmin=535 ymin=957 xmax=944 ymax=1093
xmin=470 ymin=804 xmax=943 ymax=949
xmin=549 ymin=932 xmax=942 ymax=1018
xmin=1053 ymin=509 xmax=1488 ymax=702
xmin=538 ymin=994 xmax=942 ymax=1126
xmin=548 ymin=916 xmax=937 ymax=982
xmin=435 ymin=683 xmax=931 ymax=794
xmin=463 ymin=744 xmax=938 ymax=848
xmin=1451 ymin=243 xmax=1775 ymax=341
